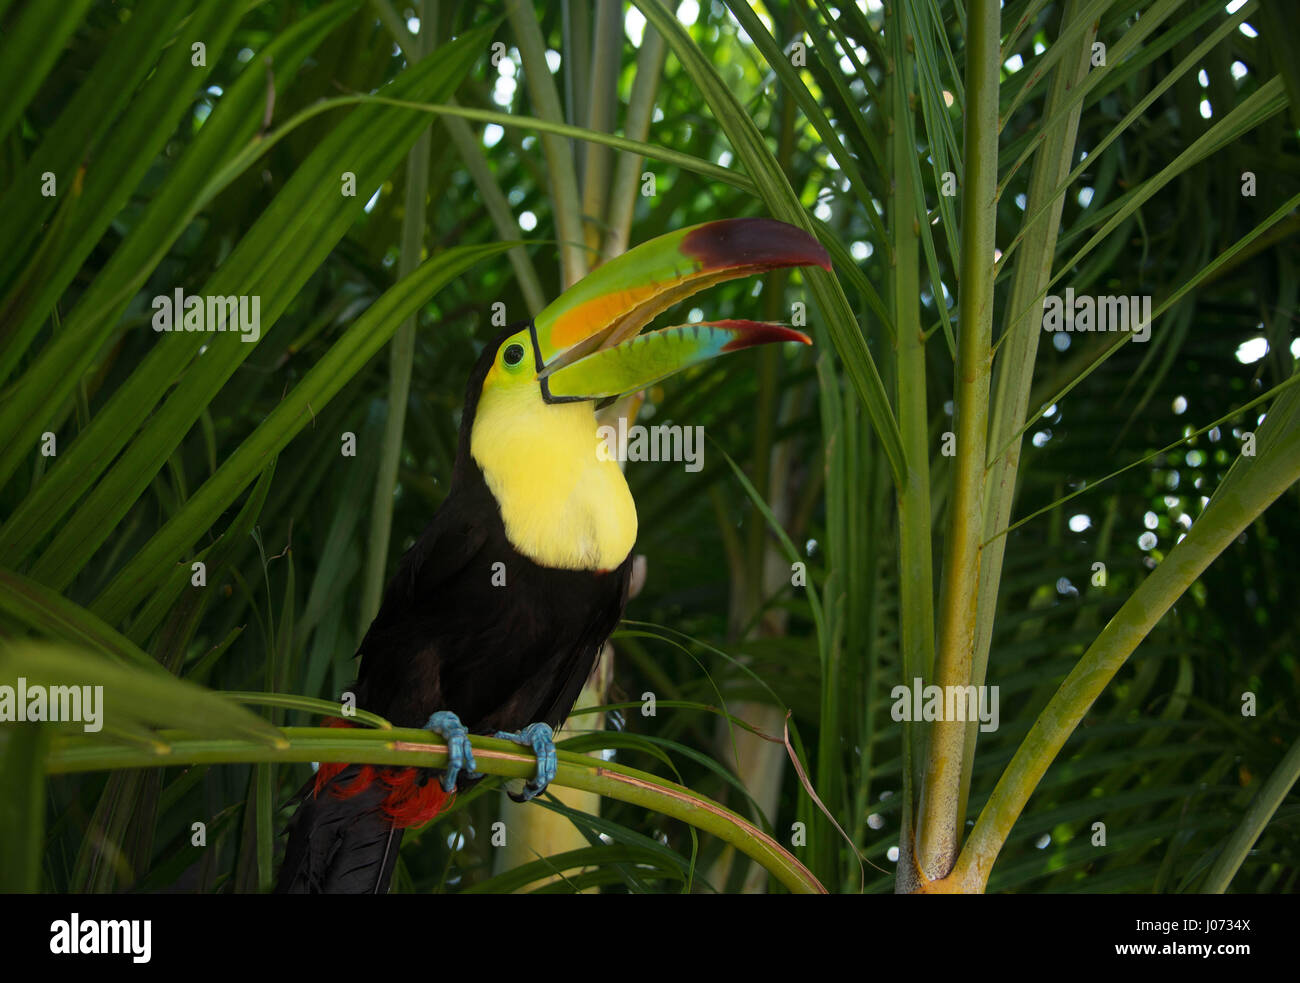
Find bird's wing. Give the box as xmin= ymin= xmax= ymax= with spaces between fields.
xmin=353 ymin=495 xmax=489 ymax=716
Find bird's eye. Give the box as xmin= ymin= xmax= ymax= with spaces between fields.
xmin=503 ymin=343 xmax=525 ymax=367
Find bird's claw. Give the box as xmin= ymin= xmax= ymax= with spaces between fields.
xmin=424 ymin=710 xmax=480 ymax=792
xmin=493 ymin=722 xmax=556 ymax=801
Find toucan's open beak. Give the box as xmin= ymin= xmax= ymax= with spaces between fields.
xmin=533 ymin=218 xmax=830 ymax=403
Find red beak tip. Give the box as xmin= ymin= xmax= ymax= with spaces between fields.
xmin=711 ymin=320 xmax=814 ymax=352
xmin=683 ymin=218 xmax=832 ymax=273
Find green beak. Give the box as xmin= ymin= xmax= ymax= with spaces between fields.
xmin=532 ymin=218 xmax=829 ymax=404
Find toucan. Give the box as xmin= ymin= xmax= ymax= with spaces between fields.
xmin=276 ymin=218 xmax=830 ymax=893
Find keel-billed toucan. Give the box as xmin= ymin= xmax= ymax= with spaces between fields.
xmin=276 ymin=218 xmax=830 ymax=893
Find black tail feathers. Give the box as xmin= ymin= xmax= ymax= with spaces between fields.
xmin=276 ymin=766 xmax=403 ymax=894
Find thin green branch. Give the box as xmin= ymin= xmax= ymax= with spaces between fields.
xmin=961 ymin=0 xmax=1096 ymax=837
xmin=1203 ymin=733 xmax=1300 ymax=893
xmin=45 ymin=726 xmax=827 ymax=895
xmin=888 ymin=3 xmax=935 ymax=893
xmin=507 ymin=0 xmax=587 ymax=286
xmin=196 ymin=96 xmax=756 ymax=210
xmin=580 ymin=0 xmax=622 ymax=256
xmin=914 ymin=0 xmax=999 ymax=885
xmin=1001 ymin=0 xmax=1053 ymax=62
xmin=602 ymin=20 xmax=667 ymax=262
xmin=362 ymin=0 xmax=434 ymax=629
xmin=999 ymin=0 xmax=1115 ymax=129
xmin=444 ymin=108 xmax=547 ymax=314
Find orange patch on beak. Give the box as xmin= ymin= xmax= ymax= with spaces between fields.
xmin=547 ymin=283 xmax=673 ymax=351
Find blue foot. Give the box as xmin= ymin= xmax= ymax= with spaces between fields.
xmin=424 ymin=710 xmax=480 ymax=792
xmin=493 ymin=722 xmax=556 ymax=801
